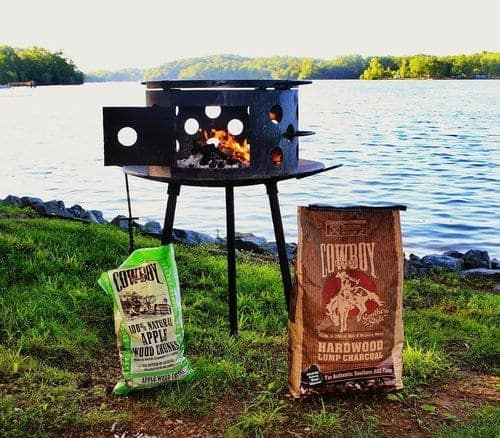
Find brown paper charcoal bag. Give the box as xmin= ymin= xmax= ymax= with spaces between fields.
xmin=289 ymin=205 xmax=406 ymax=398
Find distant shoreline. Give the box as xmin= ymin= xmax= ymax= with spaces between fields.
xmin=3 ymin=77 xmax=498 ymax=88
xmin=82 ymin=53 xmax=500 ymax=82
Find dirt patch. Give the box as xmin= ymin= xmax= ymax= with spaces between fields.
xmin=368 ymin=371 xmax=498 ymax=437
xmin=78 ymin=370 xmax=497 ymax=437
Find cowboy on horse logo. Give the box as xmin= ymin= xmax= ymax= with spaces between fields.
xmin=324 ymin=270 xmax=385 ymax=332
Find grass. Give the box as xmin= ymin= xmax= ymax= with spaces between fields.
xmin=303 ymin=399 xmax=343 ymax=435
xmin=434 ymin=406 xmax=500 ymax=437
xmin=403 ymin=274 xmax=498 ymax=373
xmin=227 ymin=385 xmax=288 ymax=437
xmin=0 ymin=204 xmax=498 ymax=437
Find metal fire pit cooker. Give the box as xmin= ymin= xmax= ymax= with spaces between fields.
xmin=103 ymin=79 xmax=341 ymax=335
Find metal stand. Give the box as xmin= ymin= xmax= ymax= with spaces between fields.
xmin=156 ymin=181 xmax=292 ymax=336
xmin=225 ymin=186 xmax=238 ymax=336
xmin=122 ymin=161 xmax=341 ymax=336
xmin=124 ymin=174 xmax=139 ymax=254
xmin=266 ymin=182 xmax=292 ymax=311
xmin=160 ymin=183 xmax=181 ymax=245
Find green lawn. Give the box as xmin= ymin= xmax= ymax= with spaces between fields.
xmin=0 ymin=205 xmax=498 ymax=437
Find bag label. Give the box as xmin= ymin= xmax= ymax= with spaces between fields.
xmin=108 ymin=261 xmax=181 ymax=374
xmin=289 ymin=206 xmax=404 ymax=397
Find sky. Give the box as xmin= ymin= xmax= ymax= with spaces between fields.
xmin=1 ymin=0 xmax=498 ymax=72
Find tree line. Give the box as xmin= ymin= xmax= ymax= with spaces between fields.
xmin=2 ymin=46 xmax=498 ymax=85
xmin=0 ymin=46 xmax=83 ymax=85
xmin=360 ymin=52 xmax=500 ymax=79
xmin=140 ymin=53 xmax=499 ymax=81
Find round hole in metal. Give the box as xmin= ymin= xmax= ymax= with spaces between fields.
xmin=117 ymin=127 xmax=137 ymax=147
xmin=227 ymin=119 xmax=244 ymax=136
xmin=270 ymin=147 xmax=283 ymax=166
xmin=269 ymin=105 xmax=283 ymax=124
xmin=205 ymin=106 xmax=221 ymax=119
xmin=285 ymin=124 xmax=295 ymax=141
xmin=184 ymin=118 xmax=199 ymax=135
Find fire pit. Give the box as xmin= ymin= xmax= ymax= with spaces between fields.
xmin=103 ymin=80 xmax=341 ymax=335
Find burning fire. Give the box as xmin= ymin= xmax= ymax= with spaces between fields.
xmin=177 ymin=127 xmax=250 ymax=169
xmin=204 ymin=129 xmax=250 ymax=165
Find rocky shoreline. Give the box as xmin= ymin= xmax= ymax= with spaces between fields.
xmin=1 ymin=195 xmax=499 ymax=283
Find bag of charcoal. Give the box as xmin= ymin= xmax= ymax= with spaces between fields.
xmin=289 ymin=204 xmax=406 ymax=398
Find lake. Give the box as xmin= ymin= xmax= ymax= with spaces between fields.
xmin=0 ymin=80 xmax=498 ymax=258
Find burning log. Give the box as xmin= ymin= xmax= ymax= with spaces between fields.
xmin=177 ymin=128 xmax=250 ymax=169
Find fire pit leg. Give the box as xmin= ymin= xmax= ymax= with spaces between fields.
xmin=124 ymin=174 xmax=136 ymax=254
xmin=225 ymin=185 xmax=238 ymax=336
xmin=161 ymin=183 xmax=181 ymax=245
xmin=266 ymin=181 xmax=292 ymax=311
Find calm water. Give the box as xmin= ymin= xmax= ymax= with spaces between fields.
xmin=0 ymin=81 xmax=498 ymax=257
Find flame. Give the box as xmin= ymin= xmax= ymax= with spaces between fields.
xmin=205 ymin=129 xmax=250 ymax=166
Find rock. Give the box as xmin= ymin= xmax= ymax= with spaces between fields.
xmin=409 ymin=253 xmax=421 ymax=262
xmin=404 ymin=259 xmax=411 ymax=279
xmin=141 ymin=221 xmax=163 ymax=236
xmin=89 ymin=210 xmax=107 ymax=224
xmin=404 ymin=254 xmax=428 ymax=279
xmin=44 ymin=199 xmax=65 ymax=213
xmin=234 ymin=233 xmax=268 ymax=253
xmin=1 ymin=195 xmax=23 ymax=207
xmin=111 ymin=215 xmax=132 ymax=231
xmin=463 ymin=250 xmax=490 ymax=269
xmin=44 ymin=199 xmax=74 ymax=218
xmin=172 ymin=228 xmax=216 ymax=245
xmin=20 ymin=196 xmax=44 ymax=207
xmin=404 ymin=261 xmax=427 ymax=279
xmin=421 ymin=254 xmax=464 ymax=271
xmin=405 ymin=248 xmax=497 ymax=279
xmin=31 ymin=202 xmax=49 ymax=215
xmin=81 ymin=210 xmax=101 ymax=224
xmin=264 ymin=241 xmax=297 ymax=263
xmin=66 ymin=204 xmax=86 ymax=219
xmin=461 ymin=268 xmax=500 ymax=280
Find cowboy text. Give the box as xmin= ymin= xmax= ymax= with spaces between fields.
xmin=112 ymin=262 xmax=163 ymax=292
xmin=320 ymin=242 xmax=376 ymax=278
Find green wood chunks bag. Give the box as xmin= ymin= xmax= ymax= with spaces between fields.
xmin=289 ymin=205 xmax=406 ymax=398
xmin=98 ymin=244 xmax=193 ymax=395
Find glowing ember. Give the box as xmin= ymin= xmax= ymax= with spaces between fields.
xmin=177 ymin=128 xmax=250 ymax=169
xmin=205 ymin=129 xmax=250 ymax=165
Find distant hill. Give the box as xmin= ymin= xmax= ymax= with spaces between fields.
xmin=83 ymin=52 xmax=499 ymax=82
xmin=3 ymin=47 xmax=498 ymax=85
xmin=83 ymin=68 xmax=143 ymax=83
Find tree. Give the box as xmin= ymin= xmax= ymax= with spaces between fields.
xmin=395 ymin=57 xmax=410 ymax=78
xmin=0 ymin=46 xmax=21 ymax=83
xmin=298 ymin=58 xmax=314 ymax=79
xmin=480 ymin=52 xmax=500 ymax=77
xmin=408 ymin=55 xmax=435 ymax=79
xmin=450 ymin=55 xmax=473 ymax=78
xmin=360 ymin=58 xmax=392 ymax=79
